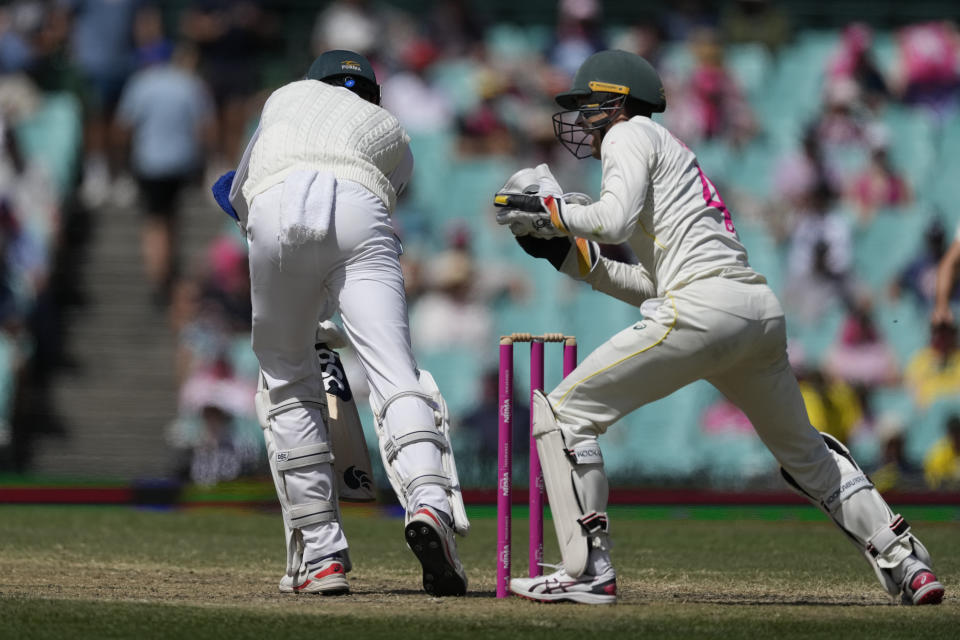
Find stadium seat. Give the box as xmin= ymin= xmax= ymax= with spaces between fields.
xmin=15 ymin=92 xmax=82 ymax=199
xmin=726 ymin=42 xmax=773 ymax=103
xmin=852 ymin=206 xmax=928 ymax=294
xmin=881 ymin=105 xmax=936 ymax=193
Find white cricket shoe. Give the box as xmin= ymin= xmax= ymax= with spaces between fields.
xmin=509 ymin=566 xmax=617 ymax=604
xmin=897 ymin=557 xmax=944 ymax=605
xmin=278 ymin=557 xmax=350 ymax=595
xmin=405 ymin=506 xmax=468 ymax=596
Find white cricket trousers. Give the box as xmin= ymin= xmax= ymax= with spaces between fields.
xmin=549 ymin=277 xmax=843 ymax=499
xmin=247 ymin=177 xmax=447 ymax=561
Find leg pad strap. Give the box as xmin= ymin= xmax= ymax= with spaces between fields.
xmin=405 ymin=469 xmax=450 ymax=494
xmin=382 ymin=429 xmax=447 ymax=463
xmin=276 ymin=443 xmax=334 ymax=471
xmin=268 ymin=396 xmax=327 ymax=418
xmin=577 ymin=512 xmax=609 ymax=535
xmin=285 ymin=500 xmax=338 ymax=529
xmin=866 ymin=515 xmax=911 ymax=558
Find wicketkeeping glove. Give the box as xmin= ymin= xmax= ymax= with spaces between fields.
xmin=494 ymin=164 xmax=591 ymax=237
xmin=514 ymin=234 xmax=599 ymax=280
xmin=494 ymin=193 xmax=569 ymax=237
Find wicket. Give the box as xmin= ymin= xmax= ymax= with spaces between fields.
xmin=497 ymin=332 xmax=577 ymax=598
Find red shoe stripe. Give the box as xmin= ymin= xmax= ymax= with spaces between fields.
xmin=294 ymin=579 xmax=312 ymax=590
xmin=314 ymin=563 xmax=345 ymax=579
xmin=415 ymin=508 xmax=442 ymax=528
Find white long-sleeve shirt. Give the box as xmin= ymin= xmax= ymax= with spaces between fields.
xmin=562 ymin=116 xmax=764 ymax=298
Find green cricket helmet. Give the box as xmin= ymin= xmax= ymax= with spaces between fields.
xmin=553 ymin=50 xmax=666 ymax=158
xmin=307 ymin=49 xmax=381 ymax=105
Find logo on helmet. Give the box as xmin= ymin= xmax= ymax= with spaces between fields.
xmin=340 ymin=60 xmax=362 ymax=72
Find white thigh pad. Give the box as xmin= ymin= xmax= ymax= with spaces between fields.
xmin=532 ymin=390 xmax=609 ymax=578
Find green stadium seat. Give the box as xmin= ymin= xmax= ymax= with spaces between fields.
xmin=852 ymin=206 xmax=928 ymax=294
xmin=726 ymin=42 xmax=773 ymax=102
xmin=15 ymin=92 xmax=82 ymax=199
xmin=881 ymin=105 xmax=936 ymax=192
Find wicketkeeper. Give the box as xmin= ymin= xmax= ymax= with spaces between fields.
xmin=494 ymin=49 xmax=944 ymax=606
xmin=212 ymin=50 xmax=469 ymax=596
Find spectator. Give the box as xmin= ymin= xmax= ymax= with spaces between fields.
xmin=701 ymin=396 xmax=753 ymax=435
xmin=904 ymin=323 xmax=960 ymax=409
xmin=783 ymin=183 xmax=853 ymax=324
xmin=797 ymin=367 xmax=863 ymax=445
xmin=931 ymin=219 xmax=960 ymax=328
xmin=814 ymin=78 xmax=873 ymax=162
xmin=847 ymin=129 xmax=911 ymax=222
xmin=923 ymin=414 xmax=960 ymax=489
xmin=666 ymin=27 xmax=756 ymax=147
xmin=60 ymin=0 xmax=143 ymax=208
xmin=167 ymin=355 xmax=261 ymax=486
xmin=771 ymin=127 xmax=842 ymax=238
xmin=548 ymin=0 xmax=605 ymax=78
xmin=891 ymin=217 xmax=956 ymax=309
xmin=826 ymin=23 xmax=890 ymax=112
xmin=719 ymin=0 xmax=790 ymax=53
xmin=424 ymin=0 xmax=485 ymax=58
xmin=458 ymin=368 xmax=529 ymax=467
xmin=181 ymin=0 xmax=276 ymax=166
xmin=869 ymin=414 xmax=921 ymax=492
xmin=113 ymin=42 xmax=215 ymax=307
xmin=892 ymin=21 xmax=960 ymax=122
xmin=380 ymin=39 xmax=454 ymax=135
xmin=410 ymin=247 xmax=493 ymax=354
xmin=455 ymin=72 xmax=514 ymax=156
xmin=311 ymin=0 xmax=379 ymax=57
xmin=823 ymin=297 xmax=899 ymax=388
xmin=172 ymin=234 xmax=250 ymax=381
xmin=610 ymin=21 xmax=666 ymax=69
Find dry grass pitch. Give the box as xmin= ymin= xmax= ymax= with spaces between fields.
xmin=1 ymin=505 xmax=958 ymax=639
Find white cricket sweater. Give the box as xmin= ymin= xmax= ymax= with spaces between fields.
xmin=243 ymin=80 xmax=410 ymax=212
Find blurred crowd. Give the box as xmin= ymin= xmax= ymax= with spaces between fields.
xmin=0 ymin=0 xmax=958 ymax=490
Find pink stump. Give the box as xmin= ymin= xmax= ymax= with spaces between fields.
xmin=563 ymin=338 xmax=577 ymax=377
xmin=496 ymin=339 xmax=513 ymax=598
xmin=528 ymin=340 xmax=545 ymax=577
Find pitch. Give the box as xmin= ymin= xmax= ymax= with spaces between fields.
xmin=1 ymin=505 xmax=957 ymax=639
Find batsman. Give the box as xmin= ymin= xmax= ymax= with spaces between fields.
xmin=494 ymin=50 xmax=945 ymax=606
xmin=213 ymin=50 xmax=469 ymax=597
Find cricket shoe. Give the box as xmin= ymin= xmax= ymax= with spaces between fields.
xmin=279 ymin=557 xmax=350 ymax=595
xmin=509 ymin=566 xmax=616 ymax=604
xmin=404 ymin=506 xmax=468 ymax=596
xmin=897 ymin=559 xmax=944 ymax=605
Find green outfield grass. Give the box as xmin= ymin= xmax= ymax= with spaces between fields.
xmin=1 ymin=504 xmax=958 ymax=639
